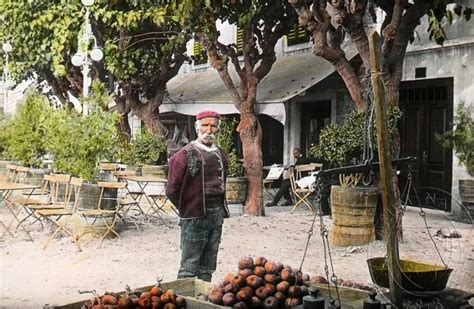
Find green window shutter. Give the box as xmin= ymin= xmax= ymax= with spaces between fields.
xmin=287 ymin=24 xmax=309 ymax=46
xmin=193 ymin=41 xmax=208 ymax=65
xmin=236 ymin=26 xmax=243 ymax=55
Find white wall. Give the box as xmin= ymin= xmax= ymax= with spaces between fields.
xmin=401 ymin=5 xmax=474 ymax=215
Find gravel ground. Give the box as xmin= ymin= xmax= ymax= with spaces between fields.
xmin=0 ymin=199 xmax=473 ymax=308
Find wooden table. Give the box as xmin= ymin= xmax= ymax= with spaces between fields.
xmin=0 ymin=182 xmax=39 ymax=241
xmin=118 ymin=175 xmax=171 ymax=225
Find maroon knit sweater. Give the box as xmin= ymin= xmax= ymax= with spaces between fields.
xmin=166 ymin=142 xmax=230 ymax=219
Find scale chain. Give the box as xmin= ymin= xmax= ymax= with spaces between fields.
xmin=403 ymin=163 xmax=448 ymax=269
xmin=303 ymin=176 xmax=341 ymax=307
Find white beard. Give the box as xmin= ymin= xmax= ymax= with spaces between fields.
xmin=198 ymin=131 xmax=216 ymax=144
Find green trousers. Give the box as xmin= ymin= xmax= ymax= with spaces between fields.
xmin=177 ymin=206 xmax=224 ymax=282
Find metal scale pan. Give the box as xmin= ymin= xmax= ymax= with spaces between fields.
xmin=367 ymin=257 xmax=453 ymax=292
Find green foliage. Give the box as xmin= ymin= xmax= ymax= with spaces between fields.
xmin=44 ymin=101 xmax=120 ymax=182
xmin=0 ymin=91 xmax=52 ymax=167
xmin=436 ymin=102 xmax=474 ymax=175
xmin=310 ymin=105 xmax=401 ymax=167
xmin=216 ymin=116 xmax=244 ymax=177
xmin=0 ymin=1 xmax=189 ymax=112
xmin=122 ymin=128 xmax=167 ymax=166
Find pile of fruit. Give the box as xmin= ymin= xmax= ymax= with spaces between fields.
xmin=207 ymin=257 xmax=312 ymax=308
xmin=308 ymin=275 xmax=373 ymax=291
xmin=83 ymin=286 xmax=186 ymax=309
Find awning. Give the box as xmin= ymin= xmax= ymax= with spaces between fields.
xmin=163 ymin=44 xmax=357 ymax=124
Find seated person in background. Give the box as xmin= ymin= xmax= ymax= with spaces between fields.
xmin=265 ymin=148 xmax=315 ymax=207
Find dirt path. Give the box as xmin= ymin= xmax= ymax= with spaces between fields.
xmin=0 ymin=205 xmax=473 ymax=308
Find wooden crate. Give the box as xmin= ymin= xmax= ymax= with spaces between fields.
xmin=313 ymin=283 xmax=369 ymax=309
xmin=48 ymin=279 xmax=369 ymax=309
xmin=47 ymin=278 xmax=222 ymax=309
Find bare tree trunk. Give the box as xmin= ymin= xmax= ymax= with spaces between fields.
xmin=333 ymin=58 xmax=365 ymax=112
xmin=123 ymin=84 xmax=168 ymax=139
xmin=384 ymin=63 xmax=404 ymax=241
xmin=115 ymin=94 xmax=132 ymax=140
xmin=238 ymin=105 xmax=265 ymax=216
xmin=133 ymin=101 xmax=168 ymax=139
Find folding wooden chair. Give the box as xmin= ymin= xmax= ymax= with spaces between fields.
xmin=76 ymin=181 xmax=122 ymax=245
xmin=2 ymin=165 xmax=29 ymax=201
xmin=36 ymin=176 xmax=81 ymax=249
xmin=289 ymin=169 xmax=315 ymax=213
xmin=5 ymin=164 xmax=20 ymax=183
xmin=112 ymin=170 xmax=146 ymax=228
xmin=99 ymin=162 xmax=119 ymax=172
xmin=13 ymin=166 xmax=29 ymax=184
xmin=147 ymin=179 xmax=177 ymax=219
xmin=295 ymin=163 xmax=322 ymax=179
xmin=14 ymin=174 xmax=71 ymax=228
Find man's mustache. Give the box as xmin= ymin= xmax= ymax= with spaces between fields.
xmin=199 ymin=132 xmax=216 ymax=141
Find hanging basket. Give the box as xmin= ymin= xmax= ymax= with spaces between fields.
xmin=367 ymin=257 xmax=453 ymax=292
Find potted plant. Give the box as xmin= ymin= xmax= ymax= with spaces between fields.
xmin=436 ymin=102 xmax=474 ymax=216
xmin=0 ymin=90 xmax=53 ymax=184
xmin=310 ymin=106 xmax=401 ymax=246
xmin=120 ymin=128 xmax=167 ymax=177
xmin=216 ymin=116 xmax=246 ymax=207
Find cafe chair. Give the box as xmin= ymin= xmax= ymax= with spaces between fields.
xmin=2 ymin=165 xmax=29 ymax=201
xmin=112 ymin=170 xmax=143 ymax=230
xmin=36 ymin=177 xmax=82 ymax=250
xmin=289 ymin=168 xmax=316 ymax=213
xmin=295 ymin=163 xmax=322 ymax=179
xmin=13 ymin=174 xmax=71 ymax=228
xmin=76 ymin=181 xmax=123 ymax=246
xmin=5 ymin=164 xmax=28 ymax=183
xmin=263 ymin=164 xmax=284 ymax=200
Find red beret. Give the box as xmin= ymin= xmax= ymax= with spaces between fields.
xmin=196 ymin=110 xmax=220 ymax=120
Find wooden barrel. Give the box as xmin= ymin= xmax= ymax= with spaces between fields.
xmin=330 ymin=185 xmax=378 ymax=247
xmin=459 ymin=179 xmax=474 ymax=217
xmin=72 ymin=183 xmax=119 ymax=240
xmin=25 ymin=168 xmax=51 ymax=186
xmin=226 ymin=177 xmax=247 ymax=205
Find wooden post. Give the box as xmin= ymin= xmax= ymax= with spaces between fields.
xmin=368 ymin=31 xmax=403 ymax=308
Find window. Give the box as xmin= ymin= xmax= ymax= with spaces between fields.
xmin=287 ymin=24 xmax=310 ymax=46
xmin=193 ymin=41 xmax=208 ymax=65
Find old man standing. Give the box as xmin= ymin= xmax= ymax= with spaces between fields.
xmin=166 ymin=110 xmax=229 ymax=282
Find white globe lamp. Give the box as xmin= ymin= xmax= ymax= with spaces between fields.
xmin=71 ymin=53 xmax=84 ymax=67
xmin=2 ymin=42 xmax=12 ymax=53
xmin=81 ymin=0 xmax=94 ymax=6
xmin=90 ymin=47 xmax=103 ymax=62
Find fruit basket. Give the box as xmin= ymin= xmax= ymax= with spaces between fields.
xmin=46 ymin=278 xmax=221 ymax=309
